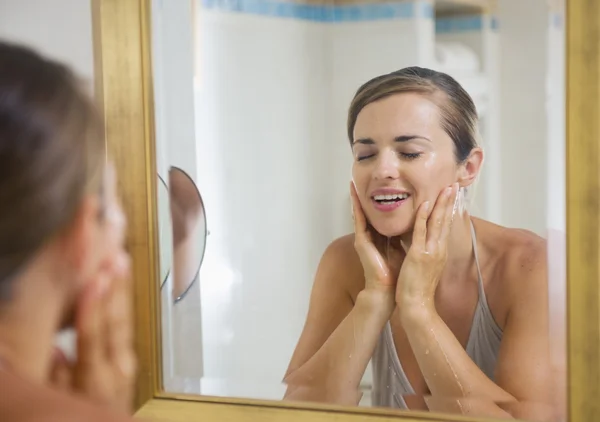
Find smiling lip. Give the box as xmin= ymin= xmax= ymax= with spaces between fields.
xmin=370 ymin=188 xmax=410 ymax=212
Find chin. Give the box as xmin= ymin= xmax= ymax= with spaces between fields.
xmin=370 ymin=220 xmax=412 ymax=238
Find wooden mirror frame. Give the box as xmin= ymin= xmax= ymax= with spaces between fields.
xmin=92 ymin=0 xmax=600 ymax=420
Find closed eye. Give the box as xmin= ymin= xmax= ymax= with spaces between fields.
xmin=401 ymin=152 xmax=422 ymax=160
xmin=357 ymin=154 xmax=375 ymax=161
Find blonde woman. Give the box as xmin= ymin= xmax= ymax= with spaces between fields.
xmin=284 ymin=67 xmax=554 ymax=421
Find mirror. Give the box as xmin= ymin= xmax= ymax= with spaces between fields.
xmin=150 ymin=0 xmax=567 ymax=420
xmin=169 ymin=166 xmax=208 ymax=302
xmin=157 ymin=166 xmax=208 ymax=301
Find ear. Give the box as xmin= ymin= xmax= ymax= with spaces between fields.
xmin=457 ymin=147 xmax=484 ymax=188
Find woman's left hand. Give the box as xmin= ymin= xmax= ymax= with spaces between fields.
xmin=396 ymin=183 xmax=459 ymax=313
xmin=48 ymin=250 xmax=136 ymax=414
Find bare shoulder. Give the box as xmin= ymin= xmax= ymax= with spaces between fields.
xmin=318 ymin=233 xmax=365 ymax=301
xmin=504 ymin=230 xmax=546 ymax=288
xmin=0 ymin=371 xmax=139 ymax=422
xmin=473 ymin=218 xmax=548 ymax=307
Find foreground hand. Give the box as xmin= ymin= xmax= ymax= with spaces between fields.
xmin=49 ymin=252 xmax=136 ymax=413
xmin=350 ymin=182 xmax=404 ymax=299
xmin=396 ymin=183 xmax=458 ymax=310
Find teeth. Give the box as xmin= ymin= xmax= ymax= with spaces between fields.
xmin=373 ymin=193 xmax=409 ymax=201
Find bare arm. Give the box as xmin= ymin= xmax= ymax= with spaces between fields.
xmin=283 ymin=237 xmax=393 ymax=405
xmin=391 ymin=187 xmax=555 ymax=420
xmin=285 ymin=184 xmax=408 ymax=405
xmin=401 ymin=244 xmax=555 ymax=420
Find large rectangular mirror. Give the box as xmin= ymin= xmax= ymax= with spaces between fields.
xmin=91 ymin=0 xmax=600 ymax=421
xmin=151 ymin=0 xmax=566 ymax=419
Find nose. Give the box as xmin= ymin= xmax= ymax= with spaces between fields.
xmin=372 ymin=149 xmax=400 ymax=180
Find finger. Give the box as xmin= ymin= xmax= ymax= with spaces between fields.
xmin=106 ymin=257 xmax=136 ymax=380
xmin=350 ymin=182 xmax=368 ymax=237
xmin=411 ymin=200 xmax=431 ymax=251
xmin=439 ymin=183 xmax=459 ymax=244
xmin=426 ymin=185 xmax=453 ymax=248
xmin=76 ymin=274 xmax=110 ymax=370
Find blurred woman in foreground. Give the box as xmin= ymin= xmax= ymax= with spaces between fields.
xmin=0 ymin=41 xmax=140 ymax=421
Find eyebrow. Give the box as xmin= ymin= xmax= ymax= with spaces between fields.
xmin=352 ymin=135 xmax=431 ymax=145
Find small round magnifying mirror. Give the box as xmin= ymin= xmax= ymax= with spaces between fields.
xmin=168 ymin=166 xmax=207 ymax=303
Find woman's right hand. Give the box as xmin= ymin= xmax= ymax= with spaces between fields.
xmin=350 ymin=182 xmax=404 ymax=302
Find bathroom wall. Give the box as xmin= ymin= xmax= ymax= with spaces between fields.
xmin=497 ymin=0 xmax=549 ymax=236
xmin=192 ymin=1 xmax=332 ymax=399
xmin=0 ymin=0 xmax=94 ymax=84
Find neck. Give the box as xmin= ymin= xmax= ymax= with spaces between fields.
xmin=400 ymin=212 xmax=475 ymax=271
xmin=0 ymin=258 xmax=67 ymax=383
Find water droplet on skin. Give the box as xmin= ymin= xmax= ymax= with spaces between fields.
xmin=425 ymin=349 xmax=430 ymax=355
xmin=430 ymin=328 xmax=465 ymax=395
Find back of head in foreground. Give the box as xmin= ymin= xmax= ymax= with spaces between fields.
xmin=0 ymin=41 xmax=141 ymax=422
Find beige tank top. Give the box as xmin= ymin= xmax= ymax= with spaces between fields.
xmin=370 ymin=220 xmax=503 ymax=409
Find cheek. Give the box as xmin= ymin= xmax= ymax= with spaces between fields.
xmin=404 ymin=156 xmax=457 ymax=200
xmin=105 ymin=196 xmax=127 ymax=244
xmin=351 ymin=164 xmax=368 ymax=191
xmin=351 ymin=164 xmax=372 ymax=211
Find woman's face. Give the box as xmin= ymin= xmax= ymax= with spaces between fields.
xmin=57 ymin=161 xmax=129 ymax=330
xmin=351 ymin=93 xmax=465 ymax=237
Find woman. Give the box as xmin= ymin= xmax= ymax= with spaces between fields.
xmin=284 ymin=67 xmax=556 ymax=420
xmin=0 ymin=41 xmax=139 ymax=421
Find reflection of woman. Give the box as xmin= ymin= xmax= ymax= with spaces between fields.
xmin=0 ymin=42 xmax=137 ymax=421
xmin=169 ymin=167 xmax=205 ymax=301
xmin=284 ymin=67 xmax=556 ymax=420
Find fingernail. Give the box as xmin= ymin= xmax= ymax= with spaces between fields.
xmin=445 ymin=186 xmax=453 ymax=196
xmin=423 ymin=201 xmax=430 ymax=212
